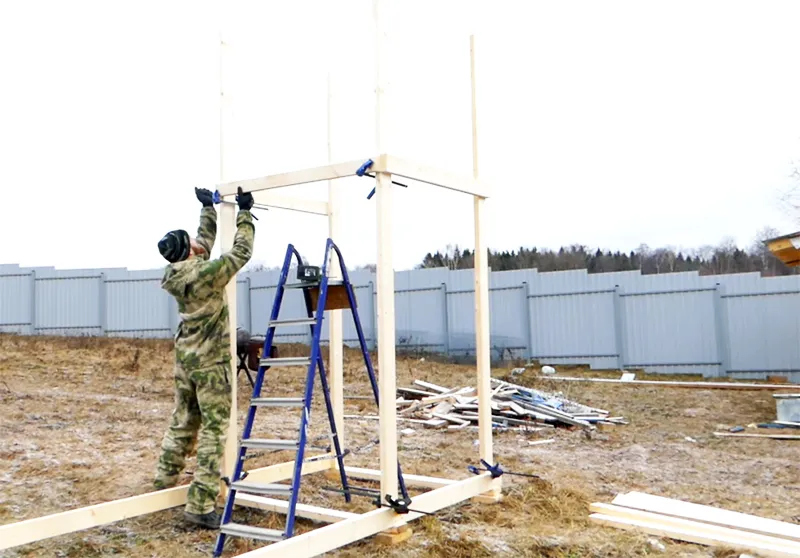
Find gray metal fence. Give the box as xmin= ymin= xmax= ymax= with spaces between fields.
xmin=2 ymin=264 xmax=800 ymax=381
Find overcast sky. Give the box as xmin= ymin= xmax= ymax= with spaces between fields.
xmin=2 ymin=0 xmax=800 ymax=272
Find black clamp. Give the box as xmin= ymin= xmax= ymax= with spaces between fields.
xmin=356 ymin=158 xmax=410 ymax=199
xmin=384 ymin=494 xmax=412 ymax=514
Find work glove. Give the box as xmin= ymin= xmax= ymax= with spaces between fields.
xmin=195 ymin=187 xmax=215 ymax=207
xmin=236 ymin=187 xmax=254 ymax=211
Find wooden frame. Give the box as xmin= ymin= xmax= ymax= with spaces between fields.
xmin=2 ymin=21 xmax=497 ymax=558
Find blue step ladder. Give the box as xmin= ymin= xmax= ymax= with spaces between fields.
xmin=213 ymin=239 xmax=409 ymax=557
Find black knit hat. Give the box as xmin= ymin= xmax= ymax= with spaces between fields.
xmin=158 ymin=229 xmax=191 ymax=263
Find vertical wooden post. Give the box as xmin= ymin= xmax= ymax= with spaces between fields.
xmin=372 ymin=0 xmax=400 ymax=510
xmin=219 ymin=32 xmax=238 ymax=492
xmin=375 ymin=171 xmax=399 ymax=503
xmin=327 ymin=72 xmax=346 ymax=459
xmin=471 ymin=33 xmax=501 ymax=503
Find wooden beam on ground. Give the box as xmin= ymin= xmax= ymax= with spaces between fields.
xmin=590 ymin=508 xmax=800 ymax=558
xmin=236 ymin=494 xmax=357 ymax=524
xmin=342 ymin=466 xmax=456 ymax=489
xmin=0 ymin=457 xmax=333 ymax=551
xmin=216 ymin=159 xmax=369 ymax=196
xmin=713 ymin=432 xmax=800 ymax=440
xmin=610 ymin=491 xmax=800 ymax=543
xmin=543 ymin=376 xmax=800 ymax=390
xmin=233 ymin=473 xmax=495 ymax=558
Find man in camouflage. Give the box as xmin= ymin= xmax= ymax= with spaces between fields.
xmin=153 ymin=186 xmax=255 ymax=529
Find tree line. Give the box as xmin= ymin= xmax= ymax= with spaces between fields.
xmin=418 ymin=226 xmax=799 ymax=277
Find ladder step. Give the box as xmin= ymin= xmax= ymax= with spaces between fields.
xmin=251 ymin=397 xmax=305 ymax=408
xmin=230 ymin=481 xmax=293 ymax=497
xmin=260 ymin=357 xmax=311 ymax=367
xmin=269 ymin=318 xmax=318 ymax=328
xmin=241 ymin=438 xmax=299 ymax=451
xmin=220 ymin=523 xmax=285 ymax=542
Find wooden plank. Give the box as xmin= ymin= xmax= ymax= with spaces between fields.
xmin=472 ymin=47 xmax=494 ymax=476
xmin=543 ymin=376 xmax=800 ymax=390
xmin=610 ymin=492 xmax=800 ymax=543
xmin=374 ymin=170 xmax=398 ymax=501
xmin=220 ymin=198 xmax=238 ymax=488
xmin=714 ymin=432 xmax=800 ymax=440
xmin=236 ymin=494 xmax=357 ymax=524
xmin=233 ymin=474 xmax=496 ymax=557
xmin=342 ymin=466 xmax=456 ymax=489
xmin=326 ymin=71 xmax=345 ymax=459
xmin=0 ymin=458 xmax=332 ymax=551
xmin=397 ymin=387 xmax=438 ymax=399
xmin=590 ymin=511 xmax=800 ymax=557
xmin=413 ymin=380 xmax=450 ymax=393
xmin=216 ymin=159 xmax=368 ymax=196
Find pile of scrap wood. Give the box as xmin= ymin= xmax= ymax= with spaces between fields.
xmin=591 ymin=491 xmax=800 ymax=557
xmin=385 ymin=378 xmax=626 ymax=431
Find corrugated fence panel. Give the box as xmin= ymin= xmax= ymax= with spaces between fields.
xmin=0 ymin=273 xmax=34 ymax=333
xmin=621 ymin=288 xmax=720 ymax=376
xmin=106 ymin=278 xmax=172 ymax=338
xmin=529 ymin=290 xmax=617 ymax=369
xmin=35 ymin=275 xmax=103 ymax=335
xmin=725 ymin=291 xmax=800 ymax=375
xmin=395 ymin=287 xmax=445 ymax=352
xmin=489 ymin=286 xmax=529 ymax=361
xmin=446 ymin=289 xmax=475 ymax=355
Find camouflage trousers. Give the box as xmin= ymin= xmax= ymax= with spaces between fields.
xmin=154 ymin=362 xmax=231 ymax=515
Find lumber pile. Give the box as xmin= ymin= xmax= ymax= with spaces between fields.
xmin=384 ymin=378 xmax=626 ymax=431
xmin=590 ymin=491 xmax=800 ymax=557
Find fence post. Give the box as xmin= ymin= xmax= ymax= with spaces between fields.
xmin=29 ymin=270 xmax=37 ymax=336
xmin=441 ymin=283 xmax=449 ymax=356
xmin=98 ymin=273 xmax=107 ymax=336
xmin=713 ymin=282 xmax=730 ymax=377
xmin=521 ymin=282 xmax=532 ymax=361
xmin=613 ymin=285 xmax=628 ymax=370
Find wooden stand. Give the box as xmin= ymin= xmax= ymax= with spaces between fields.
xmin=0 ymin=24 xmax=499 ymax=558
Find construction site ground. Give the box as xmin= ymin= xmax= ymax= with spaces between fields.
xmin=1 ymin=334 xmax=798 ymax=558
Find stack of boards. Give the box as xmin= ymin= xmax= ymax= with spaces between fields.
xmin=591 ymin=492 xmax=800 ymax=557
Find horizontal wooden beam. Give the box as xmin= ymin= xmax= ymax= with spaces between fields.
xmin=234 ymin=473 xmax=497 ymax=558
xmin=342 ymin=466 xmax=457 ymax=489
xmin=543 ymin=376 xmax=800 ymax=390
xmin=216 ymin=159 xmax=369 ymax=196
xmin=0 ymin=456 xmax=335 ymax=551
xmin=236 ymin=494 xmax=358 ymax=524
xmin=374 ymin=154 xmax=490 ymax=199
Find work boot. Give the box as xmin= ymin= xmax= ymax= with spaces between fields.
xmin=184 ymin=510 xmax=221 ymax=529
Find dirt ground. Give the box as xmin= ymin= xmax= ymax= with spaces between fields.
xmin=1 ymin=334 xmax=799 ymax=558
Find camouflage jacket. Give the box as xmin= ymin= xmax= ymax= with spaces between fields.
xmin=161 ymin=206 xmax=255 ymax=371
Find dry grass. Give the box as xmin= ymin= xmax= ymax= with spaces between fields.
xmin=1 ymin=334 xmax=799 ymax=557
